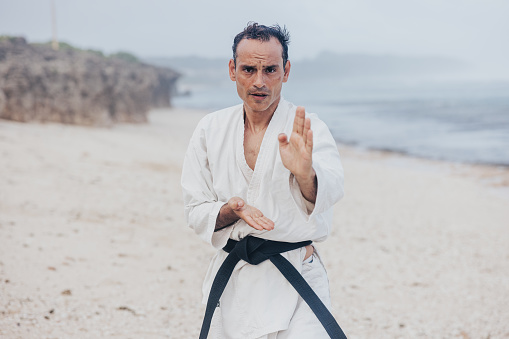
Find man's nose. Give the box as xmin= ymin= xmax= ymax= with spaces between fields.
xmin=253 ymin=71 xmax=264 ymax=88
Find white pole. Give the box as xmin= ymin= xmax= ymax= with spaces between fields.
xmin=51 ymin=0 xmax=59 ymax=50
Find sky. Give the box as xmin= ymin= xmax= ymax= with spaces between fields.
xmin=1 ymin=0 xmax=508 ymax=74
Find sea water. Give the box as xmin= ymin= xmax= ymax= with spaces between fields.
xmin=173 ymin=78 xmax=509 ymax=166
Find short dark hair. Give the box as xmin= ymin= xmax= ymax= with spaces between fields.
xmin=232 ymin=22 xmax=290 ymax=69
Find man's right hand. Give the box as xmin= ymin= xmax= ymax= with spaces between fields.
xmin=228 ymin=197 xmax=275 ymax=231
xmin=215 ymin=197 xmax=275 ymax=231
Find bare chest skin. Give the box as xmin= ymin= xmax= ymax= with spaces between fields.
xmin=244 ymin=126 xmax=267 ymax=171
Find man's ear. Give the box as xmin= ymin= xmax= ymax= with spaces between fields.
xmin=283 ymin=60 xmax=291 ymax=83
xmin=229 ymin=59 xmax=236 ymax=81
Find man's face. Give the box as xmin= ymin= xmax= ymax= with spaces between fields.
xmin=229 ymin=37 xmax=290 ymax=117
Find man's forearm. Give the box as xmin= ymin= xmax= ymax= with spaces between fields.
xmin=215 ymin=203 xmax=240 ymax=231
xmin=295 ymin=169 xmax=318 ymax=203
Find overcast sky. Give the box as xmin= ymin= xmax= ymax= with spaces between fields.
xmin=1 ymin=0 xmax=508 ymax=73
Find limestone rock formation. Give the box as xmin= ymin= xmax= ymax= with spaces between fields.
xmin=0 ymin=37 xmax=179 ymax=126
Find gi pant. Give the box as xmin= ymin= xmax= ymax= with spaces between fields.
xmin=209 ymin=249 xmax=332 ymax=339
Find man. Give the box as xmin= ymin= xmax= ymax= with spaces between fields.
xmin=182 ymin=23 xmax=345 ymax=338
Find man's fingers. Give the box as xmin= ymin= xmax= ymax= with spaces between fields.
xmin=254 ymin=215 xmax=274 ymax=230
xmin=293 ymin=107 xmax=305 ymax=136
xmin=290 ymin=131 xmax=305 ymax=149
xmin=235 ymin=203 xmax=274 ymax=231
xmin=261 ymin=217 xmax=275 ymax=230
xmin=303 ymin=117 xmax=311 ymax=145
xmin=248 ymin=213 xmax=274 ymax=231
xmin=244 ymin=216 xmax=264 ymax=231
xmin=278 ymin=133 xmax=288 ymax=145
xmin=229 ymin=197 xmax=245 ymax=211
xmin=306 ymin=129 xmax=313 ymax=154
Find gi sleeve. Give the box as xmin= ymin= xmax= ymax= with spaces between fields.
xmin=289 ymin=113 xmax=344 ymax=220
xmin=181 ymin=118 xmax=231 ymax=249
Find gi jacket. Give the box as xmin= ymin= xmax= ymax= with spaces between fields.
xmin=181 ymin=98 xmax=344 ymax=338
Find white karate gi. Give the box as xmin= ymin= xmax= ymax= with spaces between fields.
xmin=182 ymin=98 xmax=344 ymax=338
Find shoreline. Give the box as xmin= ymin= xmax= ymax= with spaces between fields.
xmin=1 ymin=107 xmax=508 ymax=338
xmin=340 ymin=141 xmax=509 ymax=169
xmin=337 ymin=143 xmax=509 ymax=198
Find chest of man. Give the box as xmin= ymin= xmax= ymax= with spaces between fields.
xmin=243 ymin=127 xmax=267 ymax=171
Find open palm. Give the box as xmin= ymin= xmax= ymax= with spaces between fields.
xmin=278 ymin=106 xmax=313 ymax=178
xmin=228 ymin=197 xmax=274 ymax=231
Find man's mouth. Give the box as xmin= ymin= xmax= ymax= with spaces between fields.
xmin=250 ymin=93 xmax=268 ymax=99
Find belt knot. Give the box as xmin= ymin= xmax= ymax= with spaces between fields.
xmin=223 ymin=236 xmax=312 ymax=265
xmin=231 ymin=236 xmax=270 ymax=265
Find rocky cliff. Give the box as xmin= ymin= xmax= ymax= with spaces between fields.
xmin=0 ymin=37 xmax=179 ymax=126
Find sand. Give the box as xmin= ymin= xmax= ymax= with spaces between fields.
xmin=1 ymin=107 xmax=508 ymax=339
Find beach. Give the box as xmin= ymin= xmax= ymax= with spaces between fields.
xmin=1 ymin=107 xmax=508 ymax=338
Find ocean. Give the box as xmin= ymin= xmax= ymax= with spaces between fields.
xmin=173 ymin=77 xmax=509 ymax=166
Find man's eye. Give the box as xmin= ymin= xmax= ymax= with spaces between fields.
xmin=265 ymin=68 xmax=276 ymax=73
xmin=244 ymin=67 xmax=254 ymax=73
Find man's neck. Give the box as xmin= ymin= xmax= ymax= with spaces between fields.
xmin=243 ymin=97 xmax=281 ymax=133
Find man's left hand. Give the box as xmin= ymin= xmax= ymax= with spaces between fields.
xmin=278 ymin=106 xmax=317 ymax=203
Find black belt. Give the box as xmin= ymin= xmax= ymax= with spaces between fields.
xmin=199 ymin=236 xmax=347 ymax=339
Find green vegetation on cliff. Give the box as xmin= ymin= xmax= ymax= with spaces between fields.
xmin=28 ymin=39 xmax=140 ymax=62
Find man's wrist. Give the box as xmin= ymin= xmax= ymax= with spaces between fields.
xmin=293 ymin=168 xmax=317 ymax=204
xmin=215 ymin=203 xmax=240 ymax=231
xmin=294 ymin=168 xmax=316 ymax=186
